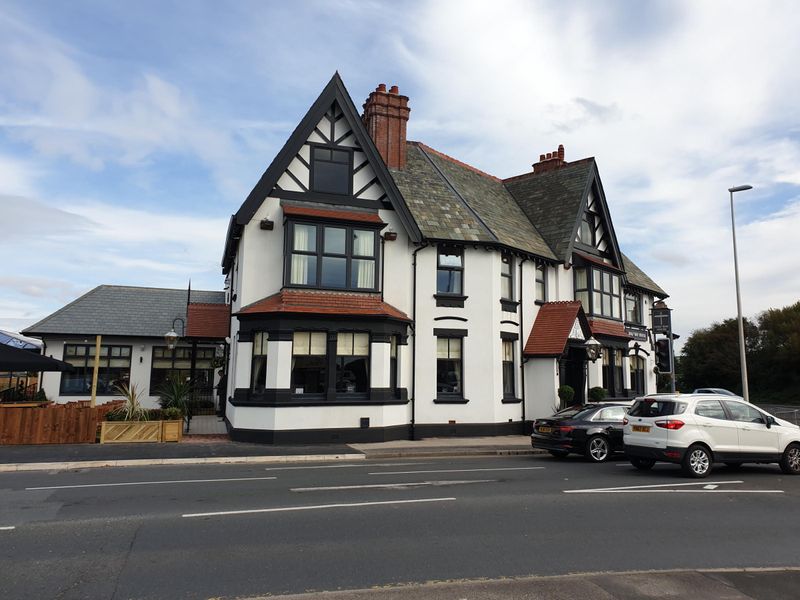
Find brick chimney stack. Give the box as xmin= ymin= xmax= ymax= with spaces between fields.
xmin=533 ymin=144 xmax=566 ymax=174
xmin=362 ymin=83 xmax=410 ymax=169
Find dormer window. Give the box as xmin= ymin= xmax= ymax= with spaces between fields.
xmin=311 ymin=146 xmax=351 ymax=195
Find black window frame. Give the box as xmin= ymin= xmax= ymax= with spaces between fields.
xmin=602 ymin=347 xmax=625 ymax=397
xmin=436 ymin=246 xmax=464 ymax=296
xmin=60 ymin=343 xmax=132 ymax=396
xmin=500 ymin=252 xmax=514 ymax=301
xmin=436 ymin=336 xmax=464 ymax=402
xmin=501 ymin=339 xmax=515 ymax=399
xmin=150 ymin=345 xmax=216 ymax=396
xmin=625 ymin=291 xmax=643 ymax=325
xmin=630 ymin=355 xmax=646 ymax=395
xmin=290 ymin=331 xmax=328 ymax=397
xmin=251 ymin=332 xmax=269 ymax=393
xmin=285 ymin=219 xmax=380 ymax=292
xmin=335 ymin=332 xmax=370 ymax=395
xmin=309 ymin=143 xmax=353 ymax=196
xmin=573 ymin=266 xmax=622 ymax=320
xmin=535 ymin=263 xmax=547 ymax=304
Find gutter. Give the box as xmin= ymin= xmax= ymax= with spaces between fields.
xmin=518 ymin=258 xmax=529 ymax=425
xmin=410 ymin=241 xmax=429 ymax=440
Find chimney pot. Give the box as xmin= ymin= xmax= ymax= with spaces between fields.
xmin=377 ymin=83 xmax=386 ymax=92
xmin=362 ymin=82 xmax=410 ymax=169
xmin=539 ymin=154 xmax=546 ymax=161
xmin=546 ymin=152 xmax=552 ymax=159
xmin=558 ymin=144 xmax=565 ymax=161
xmin=389 ymin=85 xmax=399 ymax=94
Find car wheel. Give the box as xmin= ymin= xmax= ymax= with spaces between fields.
xmin=630 ymin=457 xmax=655 ymax=470
xmin=682 ymin=444 xmax=712 ymax=478
xmin=586 ymin=435 xmax=611 ymax=463
xmin=724 ymin=462 xmax=743 ymax=469
xmin=548 ymin=450 xmax=569 ymax=458
xmin=779 ymin=443 xmax=800 ymax=475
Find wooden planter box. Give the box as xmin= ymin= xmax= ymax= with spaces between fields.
xmin=100 ymin=420 xmax=183 ymax=444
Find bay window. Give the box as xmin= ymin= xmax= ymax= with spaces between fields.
xmin=335 ymin=332 xmax=369 ymax=393
xmin=573 ymin=267 xmax=622 ymax=319
xmin=291 ymin=331 xmax=327 ymax=394
xmin=287 ymin=222 xmax=378 ymax=291
xmin=251 ymin=332 xmax=268 ymax=393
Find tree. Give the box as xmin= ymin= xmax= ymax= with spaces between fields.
xmin=751 ymin=301 xmax=800 ymax=402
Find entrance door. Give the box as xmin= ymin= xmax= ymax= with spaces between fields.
xmin=559 ymin=347 xmax=586 ymax=407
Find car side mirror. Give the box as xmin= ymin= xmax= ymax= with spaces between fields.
xmin=765 ymin=417 xmax=773 ymax=429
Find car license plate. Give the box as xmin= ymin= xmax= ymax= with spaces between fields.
xmin=632 ymin=425 xmax=650 ymax=433
xmin=538 ymin=426 xmax=553 ymax=433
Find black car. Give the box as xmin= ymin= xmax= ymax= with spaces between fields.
xmin=531 ymin=403 xmax=630 ymax=462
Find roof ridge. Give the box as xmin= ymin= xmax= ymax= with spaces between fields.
xmin=503 ymin=158 xmax=595 ymax=183
xmin=411 ymin=142 xmax=502 ymax=183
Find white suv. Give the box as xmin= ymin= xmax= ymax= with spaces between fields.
xmin=623 ymin=394 xmax=800 ymax=478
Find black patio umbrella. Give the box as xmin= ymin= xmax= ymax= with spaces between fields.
xmin=0 ymin=344 xmax=73 ymax=372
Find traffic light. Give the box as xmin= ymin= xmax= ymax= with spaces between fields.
xmin=655 ymin=338 xmax=672 ymax=374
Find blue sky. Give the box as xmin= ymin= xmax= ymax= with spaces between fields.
xmin=2 ymin=0 xmax=799 ymax=347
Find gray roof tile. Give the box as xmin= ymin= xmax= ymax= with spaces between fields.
xmin=23 ymin=286 xmax=226 ymax=338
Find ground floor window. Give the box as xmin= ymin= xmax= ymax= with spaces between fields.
xmin=436 ymin=337 xmax=462 ymax=397
xmin=0 ymin=371 xmax=38 ymax=402
xmin=251 ymin=332 xmax=268 ymax=393
xmin=291 ymin=331 xmax=327 ymax=394
xmin=61 ymin=344 xmax=131 ymax=395
xmin=630 ymin=355 xmax=646 ymax=395
xmin=502 ymin=340 xmax=515 ymax=398
xmin=336 ymin=332 xmax=369 ymax=393
xmin=150 ymin=346 xmax=215 ymax=395
xmin=390 ymin=336 xmax=398 ymax=394
xmin=601 ymin=347 xmax=624 ymax=397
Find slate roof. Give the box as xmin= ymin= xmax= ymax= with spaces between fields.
xmin=504 ymin=159 xmax=595 ymax=261
xmin=23 ymin=286 xmax=226 ymax=338
xmin=524 ymin=301 xmax=588 ymax=357
xmin=237 ymin=290 xmax=410 ymax=321
xmin=621 ymin=251 xmax=667 ymax=297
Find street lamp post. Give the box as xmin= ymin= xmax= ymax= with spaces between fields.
xmin=728 ymin=184 xmax=753 ymax=403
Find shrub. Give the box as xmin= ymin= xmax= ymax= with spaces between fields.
xmin=588 ymin=386 xmax=608 ymax=402
xmin=157 ymin=375 xmax=192 ymax=413
xmin=109 ymin=383 xmax=149 ymax=421
xmin=161 ymin=407 xmax=184 ymax=420
xmin=558 ymin=385 xmax=575 ymax=406
xmin=34 ymin=389 xmax=49 ymax=403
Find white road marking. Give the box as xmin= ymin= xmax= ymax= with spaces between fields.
xmin=25 ymin=476 xmax=278 ymax=491
xmin=290 ymin=479 xmax=495 ymax=492
xmin=182 ymin=497 xmax=456 ymax=518
xmin=565 ymin=480 xmax=782 ymax=494
xmin=264 ymin=462 xmax=424 ymax=472
xmin=369 ymin=467 xmax=545 ymax=475
xmin=0 ymin=526 xmax=15 ymax=531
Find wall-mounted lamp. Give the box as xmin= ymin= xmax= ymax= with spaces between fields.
xmin=584 ymin=336 xmax=602 ymax=363
xmin=164 ymin=317 xmax=185 ymax=350
xmin=383 ymin=230 xmax=398 ymax=241
xmin=260 ymin=218 xmax=274 ymax=230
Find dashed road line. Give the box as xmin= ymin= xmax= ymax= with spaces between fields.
xmin=0 ymin=526 xmax=16 ymax=531
xmin=26 ymin=476 xmax=278 ymax=491
xmin=369 ymin=467 xmax=545 ymax=475
xmin=264 ymin=462 xmax=424 ymax=472
xmin=290 ymin=479 xmax=495 ymax=492
xmin=182 ymin=497 xmax=456 ymax=518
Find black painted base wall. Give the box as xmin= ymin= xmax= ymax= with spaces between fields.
xmin=225 ymin=419 xmax=525 ymax=444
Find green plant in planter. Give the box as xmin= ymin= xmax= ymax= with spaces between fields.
xmin=161 ymin=407 xmax=184 ymax=420
xmin=34 ymin=389 xmax=49 ymax=403
xmin=588 ymin=386 xmax=608 ymax=402
xmin=157 ymin=375 xmax=192 ymax=414
xmin=110 ymin=383 xmax=149 ymax=421
xmin=557 ymin=385 xmax=575 ymax=408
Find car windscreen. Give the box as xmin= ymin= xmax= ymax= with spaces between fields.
xmin=553 ymin=406 xmax=596 ymax=420
xmin=628 ymin=399 xmax=686 ymax=418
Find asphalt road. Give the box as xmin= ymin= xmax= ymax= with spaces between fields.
xmin=1 ymin=453 xmax=799 ymax=599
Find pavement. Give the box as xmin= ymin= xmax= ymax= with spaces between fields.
xmin=0 ymin=434 xmax=536 ymax=472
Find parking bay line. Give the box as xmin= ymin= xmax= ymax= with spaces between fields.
xmin=369 ymin=467 xmax=546 ymax=475
xmin=291 ymin=479 xmax=495 ymax=492
xmin=25 ymin=476 xmax=278 ymax=491
xmin=182 ymin=497 xmax=456 ymax=519
xmin=565 ymin=480 xmax=784 ymax=494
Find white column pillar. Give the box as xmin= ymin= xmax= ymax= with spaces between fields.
xmin=370 ymin=341 xmax=391 ymax=389
xmin=234 ymin=340 xmax=252 ymax=390
xmin=266 ymin=339 xmax=293 ymax=390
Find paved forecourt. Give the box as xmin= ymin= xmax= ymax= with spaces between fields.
xmin=1 ymin=454 xmax=799 ymax=599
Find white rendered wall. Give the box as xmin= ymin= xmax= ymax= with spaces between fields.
xmin=525 ymin=358 xmax=559 ymax=419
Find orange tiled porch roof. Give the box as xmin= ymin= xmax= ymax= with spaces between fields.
xmin=237 ymin=290 xmax=410 ymax=321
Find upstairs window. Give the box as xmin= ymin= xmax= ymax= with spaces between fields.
xmin=625 ymin=292 xmax=642 ymax=324
xmin=311 ymin=146 xmax=351 ymax=195
xmin=535 ymin=264 xmax=547 ymax=303
xmin=287 ymin=222 xmax=377 ymax=291
xmin=574 ymin=267 xmax=621 ymax=320
xmin=437 ymin=247 xmax=463 ymax=295
xmin=500 ymin=253 xmax=513 ymax=300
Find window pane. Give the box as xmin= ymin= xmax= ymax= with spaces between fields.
xmin=293 ymin=332 xmax=310 ymax=356
xmin=353 ymin=333 xmax=369 ymax=356
xmin=503 ymin=361 xmax=515 ymax=396
xmin=501 ymin=276 xmax=512 ymax=300
xmin=593 ymin=269 xmax=601 ymax=290
xmin=352 ymin=230 xmax=374 ymax=256
xmin=321 ymin=256 xmax=347 ymax=288
xmin=313 ymin=160 xmax=349 ymax=195
xmin=251 ymin=356 xmax=267 ymax=392
xmin=438 ymin=251 xmax=462 ymax=267
xmin=290 ymin=254 xmax=317 ymax=285
xmin=291 ymin=355 xmax=326 ymax=393
xmin=580 ymin=220 xmax=592 ymax=243
xmin=501 ymin=255 xmax=511 ymax=276
xmin=437 ymin=359 xmax=462 ymax=394
xmin=575 ymin=268 xmax=587 ymax=290
xmin=351 ymin=259 xmax=375 ymax=289
xmin=324 ymin=227 xmax=346 ymax=254
xmin=390 ymin=336 xmax=397 ymax=358
xmin=336 ymin=333 xmax=353 ymax=356
xmin=437 ymin=269 xmax=462 ymax=294
xmin=448 ymin=338 xmax=461 ymax=359
xmin=331 ymin=149 xmax=349 ymax=163
xmin=313 ymin=148 xmax=331 ymax=161
xmin=293 ymin=224 xmax=316 ymax=252
xmin=593 ymin=291 xmax=602 ymax=312
xmin=602 ymin=294 xmax=611 ymax=316
xmin=336 ymin=356 xmax=369 ymax=392
xmin=436 ymin=337 xmax=449 ymax=359
xmin=502 ymin=340 xmax=513 ymax=361
xmin=603 ymin=271 xmax=611 ymax=291
xmin=536 ymin=281 xmax=545 ymax=302
xmin=612 ymin=275 xmax=620 ymax=295
xmin=612 ymin=298 xmax=621 ymax=319
xmin=309 ymin=332 xmax=327 ymax=355
xmin=576 ymin=290 xmax=589 ymax=310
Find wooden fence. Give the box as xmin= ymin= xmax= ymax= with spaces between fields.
xmin=0 ymin=401 xmax=122 ymax=445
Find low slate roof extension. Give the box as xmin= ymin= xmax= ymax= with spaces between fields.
xmin=23 ymin=286 xmax=226 ymax=339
